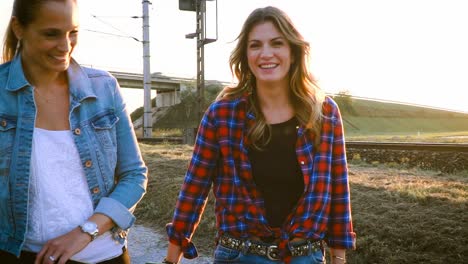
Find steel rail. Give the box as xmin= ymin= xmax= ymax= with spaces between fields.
xmin=138 ymin=138 xmax=468 ymax=152
xmin=138 ymin=137 xmax=183 ymax=144
xmin=346 ymin=141 xmax=468 ymax=152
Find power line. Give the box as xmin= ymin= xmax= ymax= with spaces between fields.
xmin=90 ymin=15 xmax=141 ymax=18
xmin=90 ymin=14 xmax=141 ymax=42
xmin=83 ymin=29 xmax=140 ymax=42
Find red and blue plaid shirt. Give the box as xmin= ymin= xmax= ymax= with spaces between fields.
xmin=166 ymin=94 xmax=356 ymax=259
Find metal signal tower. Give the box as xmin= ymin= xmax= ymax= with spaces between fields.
xmin=179 ymin=0 xmax=218 ymax=123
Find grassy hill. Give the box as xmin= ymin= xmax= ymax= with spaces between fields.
xmin=131 ymin=94 xmax=468 ymax=139
xmin=335 ymin=96 xmax=468 ymax=136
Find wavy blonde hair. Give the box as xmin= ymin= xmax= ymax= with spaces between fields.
xmin=218 ymin=6 xmax=325 ymax=148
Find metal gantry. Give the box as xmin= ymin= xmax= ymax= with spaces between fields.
xmin=181 ymin=0 xmax=217 ymax=123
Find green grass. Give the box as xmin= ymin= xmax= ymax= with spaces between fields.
xmin=339 ymin=97 xmax=467 ymax=119
xmin=343 ymin=116 xmax=468 ymax=135
xmin=131 ymin=95 xmax=468 ymax=136
xmin=346 ymin=131 xmax=468 ymax=143
xmin=336 ymin=97 xmax=468 ymax=136
xmin=134 ymin=94 xmax=468 ymax=142
xmin=134 ymin=143 xmax=468 ymax=264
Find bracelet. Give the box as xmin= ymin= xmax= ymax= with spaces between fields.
xmin=332 ymin=255 xmax=346 ymax=263
xmin=162 ymin=258 xmax=177 ymax=264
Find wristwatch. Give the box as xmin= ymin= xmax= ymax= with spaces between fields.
xmin=162 ymin=258 xmax=177 ymax=264
xmin=79 ymin=221 xmax=99 ymax=241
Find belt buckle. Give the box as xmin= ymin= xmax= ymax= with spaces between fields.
xmin=266 ymin=245 xmax=280 ymax=261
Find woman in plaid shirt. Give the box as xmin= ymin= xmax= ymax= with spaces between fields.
xmin=163 ymin=6 xmax=356 ymax=264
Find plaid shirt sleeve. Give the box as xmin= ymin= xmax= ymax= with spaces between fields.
xmin=324 ymin=98 xmax=356 ymax=249
xmin=166 ymin=104 xmax=219 ymax=259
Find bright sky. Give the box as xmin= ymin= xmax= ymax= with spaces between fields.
xmin=1 ymin=0 xmax=467 ymax=114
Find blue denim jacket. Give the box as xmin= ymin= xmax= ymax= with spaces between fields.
xmin=0 ymin=55 xmax=148 ymax=256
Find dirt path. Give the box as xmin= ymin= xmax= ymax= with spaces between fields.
xmin=127 ymin=225 xmax=213 ymax=264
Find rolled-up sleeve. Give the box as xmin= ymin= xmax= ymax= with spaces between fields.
xmin=326 ymin=99 xmax=356 ymax=249
xmin=166 ymin=105 xmax=219 ymax=259
xmin=95 ymin=77 xmax=148 ymax=229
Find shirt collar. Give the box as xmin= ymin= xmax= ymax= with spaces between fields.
xmin=238 ymin=91 xmax=256 ymax=120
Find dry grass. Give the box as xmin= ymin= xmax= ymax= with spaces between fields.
xmin=347 ymin=166 xmax=467 ymax=263
xmin=134 ymin=128 xmax=183 ymax=138
xmin=135 ymin=143 xmax=217 ymax=253
xmin=140 ymin=129 xmax=468 ymax=143
xmin=135 ymin=143 xmax=468 ymax=264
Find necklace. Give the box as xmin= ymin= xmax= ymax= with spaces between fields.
xmin=34 ymin=88 xmax=61 ymax=104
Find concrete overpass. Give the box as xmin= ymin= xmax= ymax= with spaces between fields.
xmin=110 ymin=71 xmax=187 ymax=107
xmin=110 ymin=71 xmax=231 ymax=108
xmin=110 ymin=71 xmax=183 ymax=91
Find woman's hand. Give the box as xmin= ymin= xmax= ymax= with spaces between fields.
xmin=35 ymin=213 xmax=114 ymax=264
xmin=34 ymin=227 xmax=91 ymax=264
xmin=164 ymin=242 xmax=183 ymax=264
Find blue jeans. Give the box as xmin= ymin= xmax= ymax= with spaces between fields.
xmin=213 ymin=244 xmax=325 ymax=264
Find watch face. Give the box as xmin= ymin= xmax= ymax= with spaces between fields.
xmin=80 ymin=221 xmax=99 ymax=241
xmin=82 ymin=222 xmax=98 ymax=232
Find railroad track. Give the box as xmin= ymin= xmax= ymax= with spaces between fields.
xmin=138 ymin=138 xmax=468 ymax=153
xmin=138 ymin=137 xmax=183 ymax=144
xmin=345 ymin=141 xmax=468 ymax=152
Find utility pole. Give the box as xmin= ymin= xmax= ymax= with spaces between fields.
xmin=142 ymin=0 xmax=153 ymax=138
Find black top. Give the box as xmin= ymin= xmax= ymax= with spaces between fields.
xmin=249 ymin=117 xmax=304 ymax=227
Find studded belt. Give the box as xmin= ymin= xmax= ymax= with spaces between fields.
xmin=218 ymin=235 xmax=322 ymax=261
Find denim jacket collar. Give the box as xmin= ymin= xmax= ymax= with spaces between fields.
xmin=5 ymin=54 xmax=29 ymax=92
xmin=5 ymin=54 xmax=97 ymax=102
xmin=67 ymin=58 xmax=97 ymax=102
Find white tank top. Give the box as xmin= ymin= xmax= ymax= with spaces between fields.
xmin=23 ymin=128 xmax=123 ymax=263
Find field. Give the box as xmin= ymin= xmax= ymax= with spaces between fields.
xmin=134 ymin=142 xmax=468 ymax=264
xmin=346 ymin=131 xmax=468 ymax=143
xmin=133 ymin=93 xmax=468 ymax=136
xmin=135 ymin=129 xmax=468 ymax=144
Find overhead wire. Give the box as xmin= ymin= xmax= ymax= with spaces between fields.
xmin=83 ymin=29 xmax=140 ymax=42
xmin=87 ymin=13 xmax=141 ymax=42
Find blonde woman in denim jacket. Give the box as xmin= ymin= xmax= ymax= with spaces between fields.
xmin=0 ymin=0 xmax=147 ymax=263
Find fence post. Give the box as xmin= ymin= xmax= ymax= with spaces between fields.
xmin=183 ymin=127 xmax=197 ymax=145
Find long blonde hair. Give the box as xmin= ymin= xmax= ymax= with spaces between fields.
xmin=218 ymin=6 xmax=325 ymax=148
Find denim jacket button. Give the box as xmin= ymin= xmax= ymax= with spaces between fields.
xmin=85 ymin=160 xmax=93 ymax=167
xmin=0 ymin=120 xmax=6 ymax=127
xmin=92 ymin=187 xmax=100 ymax=194
xmin=74 ymin=128 xmax=81 ymax=135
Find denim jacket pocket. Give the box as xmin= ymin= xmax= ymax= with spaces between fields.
xmin=89 ymin=111 xmax=119 ymax=191
xmin=90 ymin=111 xmax=119 ymax=150
xmin=0 ymin=114 xmax=17 ymax=178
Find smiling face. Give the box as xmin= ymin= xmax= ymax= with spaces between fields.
xmin=12 ymin=0 xmax=79 ymax=75
xmin=247 ymin=21 xmax=293 ymax=87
